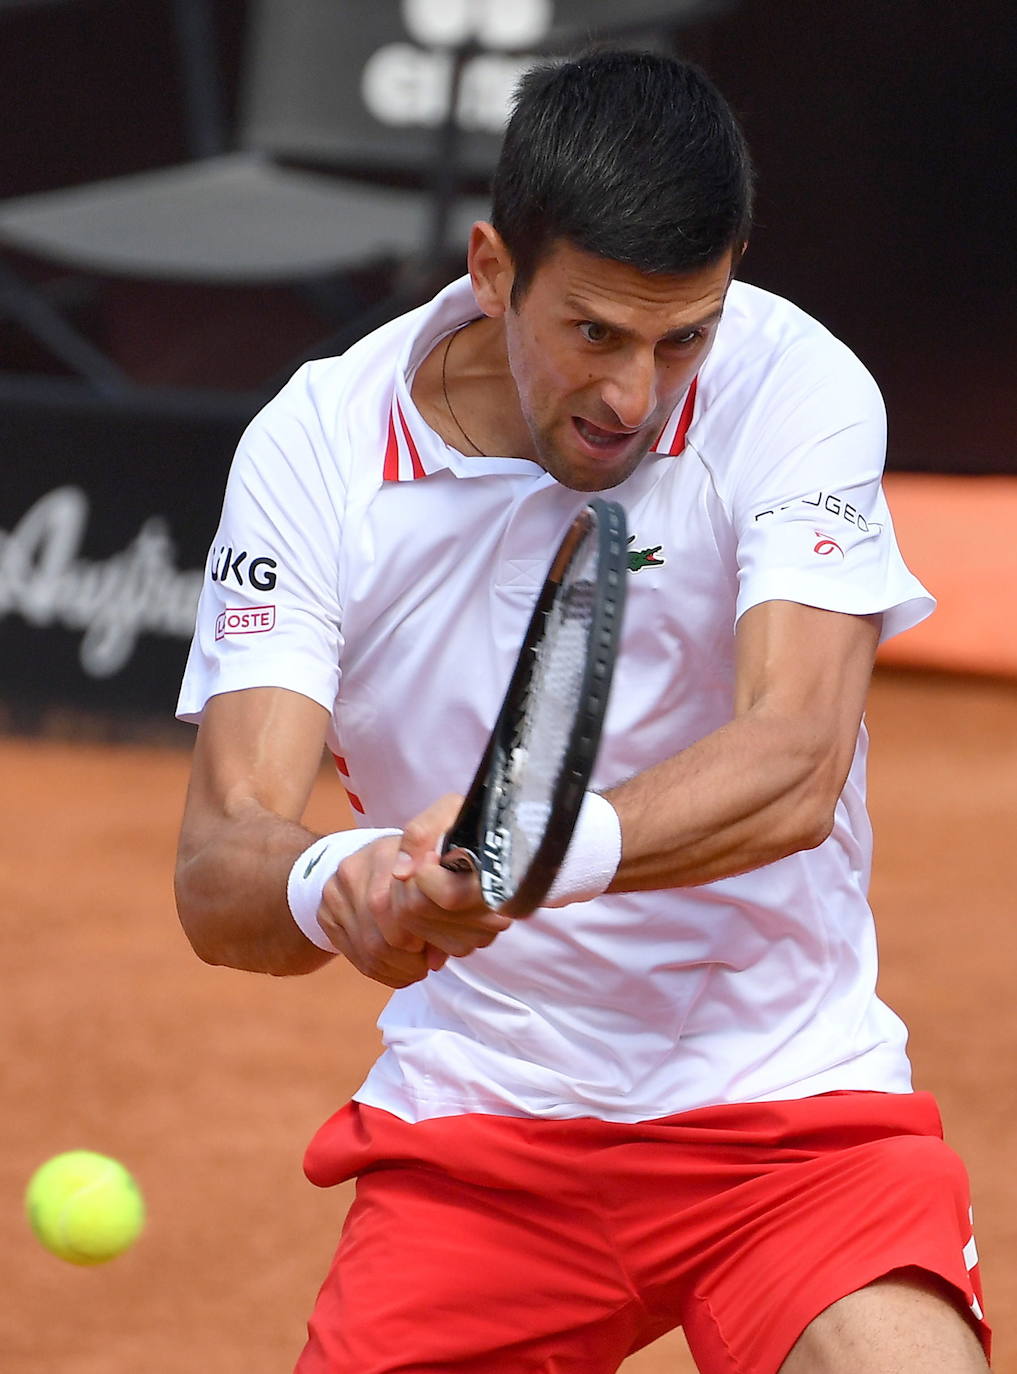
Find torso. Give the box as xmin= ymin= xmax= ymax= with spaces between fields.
xmin=180 ymin=276 xmax=930 ymax=1123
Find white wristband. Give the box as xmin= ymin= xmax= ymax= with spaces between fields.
xmin=542 ymin=792 xmax=622 ymax=908
xmin=287 ymin=829 xmax=401 ymax=951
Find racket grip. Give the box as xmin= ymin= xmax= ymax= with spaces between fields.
xmin=439 ymin=833 xmax=481 ymax=875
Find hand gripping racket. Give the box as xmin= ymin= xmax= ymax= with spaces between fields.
xmin=440 ymin=499 xmax=627 ymax=915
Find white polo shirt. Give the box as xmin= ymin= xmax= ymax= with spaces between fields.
xmin=178 ymin=276 xmax=933 ymax=1123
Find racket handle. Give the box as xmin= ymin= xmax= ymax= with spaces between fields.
xmin=439 ymin=835 xmax=480 ymax=875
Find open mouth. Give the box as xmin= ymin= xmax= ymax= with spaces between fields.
xmin=572 ymin=417 xmax=641 ymax=458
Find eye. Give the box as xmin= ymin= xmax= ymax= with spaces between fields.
xmin=664 ymin=329 xmax=703 ymax=349
xmin=578 ymin=321 xmax=611 ymax=344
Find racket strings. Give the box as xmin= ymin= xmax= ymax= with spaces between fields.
xmin=495 ymin=562 xmax=598 ymax=886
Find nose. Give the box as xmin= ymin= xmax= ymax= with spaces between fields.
xmin=599 ymin=348 xmax=660 ymax=430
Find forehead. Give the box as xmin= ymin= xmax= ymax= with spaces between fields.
xmin=523 ymin=240 xmax=733 ymax=332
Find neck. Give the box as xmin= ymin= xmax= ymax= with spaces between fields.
xmin=442 ymin=327 xmax=486 ymax=456
xmin=435 ymin=317 xmax=532 ymax=460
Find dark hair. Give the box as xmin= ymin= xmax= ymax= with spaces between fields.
xmin=490 ymin=49 xmax=754 ymax=303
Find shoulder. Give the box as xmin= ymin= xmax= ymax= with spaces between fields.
xmin=688 ymin=282 xmax=885 ymax=486
xmin=233 ymin=279 xmax=478 ymax=497
xmin=236 ymin=311 xmax=416 ymax=487
xmin=702 ymin=281 xmax=883 ymax=421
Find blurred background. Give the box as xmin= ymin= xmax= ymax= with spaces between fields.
xmin=2 ymin=3 xmax=1015 ymax=1372
xmin=1 ymin=0 xmax=1014 ymax=731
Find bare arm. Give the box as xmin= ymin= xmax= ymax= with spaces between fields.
xmin=174 ymin=687 xmax=338 ymax=975
xmin=606 ymin=600 xmax=881 ymax=891
xmin=174 ymin=687 xmax=507 ymax=983
xmin=177 ymin=603 xmax=875 ymax=975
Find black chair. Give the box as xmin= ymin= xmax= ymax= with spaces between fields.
xmin=0 ymin=0 xmax=733 ymax=403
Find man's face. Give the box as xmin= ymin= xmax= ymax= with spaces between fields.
xmin=502 ymin=241 xmax=734 ymax=492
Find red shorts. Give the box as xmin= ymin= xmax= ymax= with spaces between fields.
xmin=295 ymin=1091 xmax=989 ymax=1374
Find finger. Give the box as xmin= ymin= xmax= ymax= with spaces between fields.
xmin=391 ymin=905 xmax=510 ymax=960
xmin=364 ymin=870 xmax=428 ymax=953
xmin=397 ymin=794 xmax=467 ymax=872
xmin=320 ymin=917 xmax=430 ymax=989
xmin=413 ymin=851 xmax=496 ymax=916
xmin=390 ymin=867 xmax=510 ymax=942
xmin=404 ymin=921 xmax=502 ymax=960
xmin=326 ymin=863 xmax=426 ymax=955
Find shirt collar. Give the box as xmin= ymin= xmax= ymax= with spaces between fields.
xmin=383 ymin=277 xmax=698 ymax=481
xmin=384 ymin=277 xmax=546 ymax=482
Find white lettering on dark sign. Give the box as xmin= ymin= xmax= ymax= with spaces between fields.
xmin=361 ymin=0 xmax=553 ymax=134
xmin=0 ymin=487 xmax=202 ymax=677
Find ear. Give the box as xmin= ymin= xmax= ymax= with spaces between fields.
xmin=468 ymin=222 xmax=515 ymax=319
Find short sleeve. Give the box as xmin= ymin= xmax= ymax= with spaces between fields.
xmin=176 ymin=364 xmax=346 ymax=723
xmin=726 ymin=338 xmax=934 ymax=642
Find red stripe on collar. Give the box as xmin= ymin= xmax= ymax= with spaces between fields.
xmin=653 ymin=376 xmax=699 ymax=456
xmin=397 ymin=400 xmax=426 ymax=480
xmin=669 ymin=376 xmax=698 ymax=456
xmin=383 ymin=406 xmax=401 ymax=481
xmin=384 ymin=396 xmax=430 ymax=481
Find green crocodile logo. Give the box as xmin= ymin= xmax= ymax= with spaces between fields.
xmin=627 ymin=536 xmax=665 ymax=572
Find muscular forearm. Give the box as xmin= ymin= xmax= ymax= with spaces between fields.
xmin=174 ymin=800 xmax=331 ymax=976
xmin=606 ymin=705 xmax=842 ymax=892
xmin=605 ymin=602 xmax=878 ymax=894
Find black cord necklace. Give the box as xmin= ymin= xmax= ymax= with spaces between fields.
xmin=440 ymin=328 xmax=486 ymax=457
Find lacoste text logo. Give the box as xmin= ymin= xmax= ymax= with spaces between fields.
xmin=627 ymin=536 xmax=665 ymax=572
xmin=303 ymin=849 xmax=327 ymax=879
xmin=215 ymin=605 xmax=276 ymax=640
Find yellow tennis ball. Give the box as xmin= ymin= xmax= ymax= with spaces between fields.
xmin=25 ymin=1151 xmax=145 ymax=1266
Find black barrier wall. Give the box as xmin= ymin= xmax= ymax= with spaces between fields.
xmin=0 ymin=389 xmax=249 ymax=726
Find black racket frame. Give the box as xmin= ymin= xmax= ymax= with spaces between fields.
xmin=442 ymin=498 xmax=627 ymax=915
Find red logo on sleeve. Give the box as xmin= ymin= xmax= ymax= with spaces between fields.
xmin=812 ymin=531 xmax=844 ymax=558
xmin=215 ymin=605 xmax=276 ymax=640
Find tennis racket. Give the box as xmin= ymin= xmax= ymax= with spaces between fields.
xmin=440 ymin=498 xmax=627 ymax=916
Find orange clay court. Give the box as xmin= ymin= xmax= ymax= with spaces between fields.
xmin=2 ymin=474 xmax=1015 ymax=1373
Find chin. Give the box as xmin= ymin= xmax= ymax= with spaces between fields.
xmin=561 ymin=471 xmax=629 ymax=494
xmin=538 ymin=442 xmax=649 ymax=494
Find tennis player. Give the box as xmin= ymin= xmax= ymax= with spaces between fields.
xmin=174 ymin=50 xmax=990 ymax=1373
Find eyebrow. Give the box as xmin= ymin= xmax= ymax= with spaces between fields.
xmin=563 ymin=299 xmax=725 ymax=342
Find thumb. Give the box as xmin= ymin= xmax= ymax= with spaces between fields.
xmin=395 ymin=795 xmax=466 ymax=875
xmin=391 ymin=849 xmax=415 ymax=881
